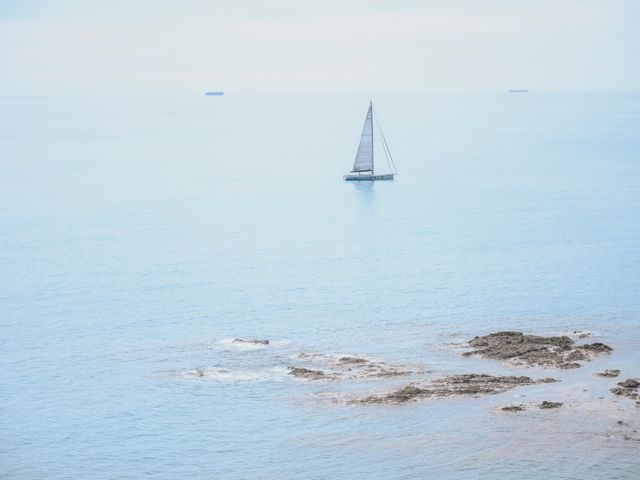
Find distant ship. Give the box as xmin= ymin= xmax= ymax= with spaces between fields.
xmin=205 ymin=91 xmax=224 ymax=96
xmin=508 ymin=89 xmax=528 ymax=93
xmin=343 ymin=101 xmax=397 ymax=181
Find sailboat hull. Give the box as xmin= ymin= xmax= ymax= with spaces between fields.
xmin=344 ymin=173 xmax=395 ymax=181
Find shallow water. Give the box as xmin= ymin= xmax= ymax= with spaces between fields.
xmin=1 ymin=92 xmax=639 ymax=479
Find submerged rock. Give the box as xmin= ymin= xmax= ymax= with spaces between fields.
xmin=572 ymin=330 xmax=593 ymax=339
xmin=597 ymin=369 xmax=621 ymax=378
xmin=351 ymin=374 xmax=557 ymax=405
xmin=608 ymin=421 xmax=640 ymax=442
xmin=232 ymin=338 xmax=269 ymax=345
xmin=287 ymin=367 xmax=327 ymax=380
xmin=463 ymin=331 xmax=612 ymax=368
xmin=539 ymin=401 xmax=563 ymax=409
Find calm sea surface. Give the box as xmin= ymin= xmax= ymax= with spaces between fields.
xmin=1 ymin=92 xmax=639 ymax=479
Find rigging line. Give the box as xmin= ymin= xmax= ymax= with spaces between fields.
xmin=377 ymin=121 xmax=393 ymax=172
xmin=371 ymin=106 xmax=392 ymax=172
xmin=373 ymin=111 xmax=394 ymax=172
xmin=375 ymin=115 xmax=397 ymax=173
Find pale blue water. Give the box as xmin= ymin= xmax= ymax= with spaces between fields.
xmin=1 ymin=92 xmax=639 ymax=479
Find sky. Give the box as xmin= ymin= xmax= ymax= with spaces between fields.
xmin=1 ymin=0 xmax=639 ymax=94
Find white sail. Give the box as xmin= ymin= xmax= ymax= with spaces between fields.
xmin=351 ymin=102 xmax=374 ymax=172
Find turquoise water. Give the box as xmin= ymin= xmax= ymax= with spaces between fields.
xmin=1 ymin=92 xmax=639 ymax=479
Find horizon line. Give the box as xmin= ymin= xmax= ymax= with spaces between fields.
xmin=2 ymin=89 xmax=640 ymax=98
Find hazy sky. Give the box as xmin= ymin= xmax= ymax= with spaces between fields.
xmin=1 ymin=0 xmax=638 ymax=94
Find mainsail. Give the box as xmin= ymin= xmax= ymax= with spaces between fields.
xmin=351 ymin=102 xmax=374 ymax=172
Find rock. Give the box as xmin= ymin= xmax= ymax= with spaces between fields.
xmin=579 ymin=343 xmax=612 ymax=353
xmin=610 ymin=378 xmax=640 ymax=401
xmin=436 ymin=374 xmax=555 ymax=396
xmin=618 ymin=379 xmax=640 ymax=389
xmin=540 ymin=377 xmax=559 ymax=383
xmin=611 ymin=387 xmax=629 ymax=396
xmin=364 ymin=368 xmax=412 ymax=378
xmin=358 ymin=385 xmax=430 ymax=404
xmin=351 ymin=374 xmax=557 ymax=405
xmin=287 ymin=367 xmax=327 ymax=380
xmin=539 ymin=401 xmax=563 ymax=409
xmin=232 ymin=338 xmax=269 ymax=345
xmin=338 ymin=356 xmax=369 ymax=365
xmin=464 ymin=331 xmax=612 ymax=368
xmin=565 ymin=350 xmax=589 ymax=362
xmin=559 ymin=362 xmax=582 ymax=369
xmin=502 ymin=405 xmax=526 ymax=412
xmin=596 ymin=369 xmax=621 ymax=378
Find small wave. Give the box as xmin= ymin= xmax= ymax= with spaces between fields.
xmin=290 ymin=352 xmax=425 ymax=381
xmin=214 ymin=338 xmax=292 ymax=351
xmin=437 ymin=340 xmax=471 ymax=351
xmin=294 ymin=352 xmax=325 ymax=360
xmin=215 ymin=338 xmax=269 ymax=351
xmin=266 ymin=339 xmax=292 ymax=347
xmin=178 ymin=366 xmax=288 ymax=382
xmin=564 ymin=330 xmax=600 ymax=339
xmin=293 ymin=352 xmax=337 ymax=363
xmin=293 ymin=352 xmax=382 ymax=365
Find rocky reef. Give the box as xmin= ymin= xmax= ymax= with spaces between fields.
xmin=463 ymin=331 xmax=612 ymax=369
xmin=351 ymin=374 xmax=557 ymax=405
xmin=200 ymin=332 xmax=632 ymax=417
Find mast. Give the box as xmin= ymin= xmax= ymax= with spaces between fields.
xmin=370 ymin=100 xmax=374 ymax=174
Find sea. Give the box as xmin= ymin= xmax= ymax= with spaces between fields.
xmin=1 ymin=92 xmax=639 ymax=479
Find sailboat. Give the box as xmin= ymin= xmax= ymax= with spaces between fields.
xmin=344 ymin=101 xmax=396 ymax=181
